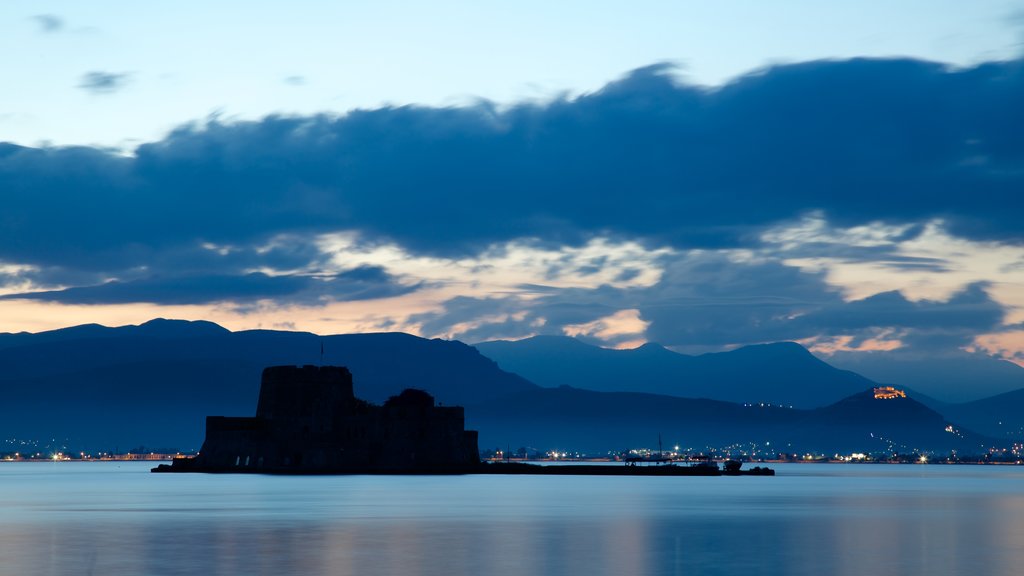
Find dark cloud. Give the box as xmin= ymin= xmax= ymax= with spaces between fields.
xmin=413 ymin=283 xmax=639 ymax=343
xmin=0 ymin=266 xmax=416 ymax=306
xmin=32 ymin=14 xmax=63 ymax=33
xmin=796 ymin=283 xmax=1003 ymax=336
xmin=637 ymin=255 xmax=841 ymax=347
xmin=416 ymin=251 xmax=1007 ymax=355
xmin=1 ymin=57 xmax=1020 ymax=266
xmin=760 ymin=232 xmax=950 ymax=271
xmin=1 ymin=56 xmax=1022 ymax=317
xmin=413 ymin=254 xmax=834 ymax=345
xmin=639 ymin=265 xmax=1005 ymax=351
xmin=78 ymin=71 xmax=131 ymax=94
xmin=2 ymin=273 xmax=309 ymax=305
xmin=875 ymin=257 xmax=953 ymax=273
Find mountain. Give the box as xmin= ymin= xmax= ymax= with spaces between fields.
xmin=0 ymin=319 xmax=1003 ymax=456
xmin=468 ymin=386 xmax=996 ymax=455
xmin=777 ymin=389 xmax=991 ymax=454
xmin=474 ymin=336 xmax=874 ymax=408
xmin=826 ymin=351 xmax=1024 ymax=403
xmin=0 ymin=318 xmax=231 ymax=350
xmin=925 ymin=388 xmax=1024 ymax=441
xmin=0 ymin=319 xmax=536 ymax=451
xmin=466 ymin=385 xmax=795 ymax=453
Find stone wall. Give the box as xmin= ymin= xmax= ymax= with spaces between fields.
xmin=182 ymin=365 xmax=479 ymax=473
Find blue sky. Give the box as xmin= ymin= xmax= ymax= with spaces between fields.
xmin=3 ymin=1 xmax=1021 ymax=147
xmin=1 ymin=1 xmax=1023 ymax=380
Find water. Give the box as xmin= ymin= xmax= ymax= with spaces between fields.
xmin=1 ymin=462 xmax=1022 ymax=576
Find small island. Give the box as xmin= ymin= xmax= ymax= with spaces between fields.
xmin=155 ymin=365 xmax=480 ymax=474
xmin=154 ymin=365 xmax=771 ymax=476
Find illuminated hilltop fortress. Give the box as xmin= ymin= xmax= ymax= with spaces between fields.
xmin=158 ymin=365 xmax=479 ymax=473
xmin=872 ymin=386 xmax=907 ymax=400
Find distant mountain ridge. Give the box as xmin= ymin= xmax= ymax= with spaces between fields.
xmin=468 ymin=386 xmax=997 ymax=454
xmin=827 ymin=351 xmax=1024 ymax=402
xmin=0 ymin=319 xmax=536 ymax=450
xmin=923 ymin=387 xmax=1024 ymax=441
xmin=0 ymin=318 xmax=232 ymax=349
xmin=0 ymin=319 xmax=1012 ymax=455
xmin=474 ymin=335 xmax=876 ymax=408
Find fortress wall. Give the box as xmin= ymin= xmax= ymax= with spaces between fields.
xmin=185 ymin=365 xmax=479 ymax=473
xmin=256 ymin=365 xmax=354 ymax=422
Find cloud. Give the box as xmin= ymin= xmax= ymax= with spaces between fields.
xmin=32 ymin=14 xmax=63 ymax=33
xmin=794 ymin=283 xmax=1005 ymax=351
xmin=636 ymin=253 xmax=841 ymax=347
xmin=640 ymin=260 xmax=1006 ymax=353
xmin=410 ymin=282 xmax=643 ymax=343
xmin=799 ymin=284 xmax=1002 ymax=333
xmin=564 ymin=309 xmax=649 ymax=348
xmin=284 ymin=76 xmax=306 ymax=86
xmin=0 ymin=56 xmax=1018 ymax=268
xmin=0 ymin=266 xmax=417 ymax=306
xmin=412 ymin=249 xmax=1008 ymax=355
xmin=0 ymin=56 xmax=1022 ymax=338
xmin=78 ymin=71 xmax=131 ymax=94
xmin=410 ymin=252 xmax=831 ymax=345
xmin=411 ymin=295 xmax=541 ymax=342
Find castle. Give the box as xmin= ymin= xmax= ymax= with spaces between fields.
xmin=157 ymin=365 xmax=480 ymax=473
xmin=872 ymin=386 xmax=907 ymax=400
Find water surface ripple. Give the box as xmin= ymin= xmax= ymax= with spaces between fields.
xmin=2 ymin=462 xmax=1022 ymax=576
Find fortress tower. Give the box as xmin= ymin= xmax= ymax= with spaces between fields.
xmin=162 ymin=365 xmax=479 ymax=473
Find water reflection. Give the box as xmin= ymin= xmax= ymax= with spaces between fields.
xmin=1 ymin=463 xmax=1022 ymax=575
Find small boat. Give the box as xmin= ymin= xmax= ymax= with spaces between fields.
xmin=721 ymin=459 xmax=775 ymax=476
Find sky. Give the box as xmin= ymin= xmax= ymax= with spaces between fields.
xmin=1 ymin=1 xmax=1024 ymax=369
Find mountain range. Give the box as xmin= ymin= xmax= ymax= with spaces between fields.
xmin=468 ymin=386 xmax=993 ymax=454
xmin=475 ymin=335 xmax=875 ymax=408
xmin=0 ymin=319 xmax=534 ymax=450
xmin=0 ymin=319 xmax=1017 ymax=454
xmin=476 ymin=335 xmax=1024 ymax=445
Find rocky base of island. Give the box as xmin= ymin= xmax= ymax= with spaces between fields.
xmin=153 ymin=458 xmax=773 ymax=476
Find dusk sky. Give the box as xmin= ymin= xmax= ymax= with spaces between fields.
xmin=2 ymin=2 xmax=1023 ymax=367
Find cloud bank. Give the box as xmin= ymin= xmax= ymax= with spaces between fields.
xmin=1 ymin=56 xmax=1022 ymax=354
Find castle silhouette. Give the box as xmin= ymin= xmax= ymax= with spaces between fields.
xmin=156 ymin=365 xmax=479 ymax=473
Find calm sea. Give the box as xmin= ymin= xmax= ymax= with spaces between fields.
xmin=1 ymin=462 xmax=1022 ymax=576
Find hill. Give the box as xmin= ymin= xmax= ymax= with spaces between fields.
xmin=474 ymin=336 xmax=874 ymax=408
xmin=777 ymin=389 xmax=991 ymax=455
xmin=0 ymin=319 xmax=535 ymax=451
xmin=466 ymin=385 xmax=795 ymax=454
xmin=826 ymin=351 xmax=1024 ymax=402
xmin=927 ymin=388 xmax=1024 ymax=441
xmin=0 ymin=320 xmax=1004 ymax=456
xmin=468 ymin=386 xmax=997 ymax=455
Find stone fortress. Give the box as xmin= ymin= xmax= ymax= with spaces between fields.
xmin=157 ymin=365 xmax=479 ymax=473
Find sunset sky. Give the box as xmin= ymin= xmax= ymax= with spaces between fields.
xmin=1 ymin=1 xmax=1023 ymax=367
